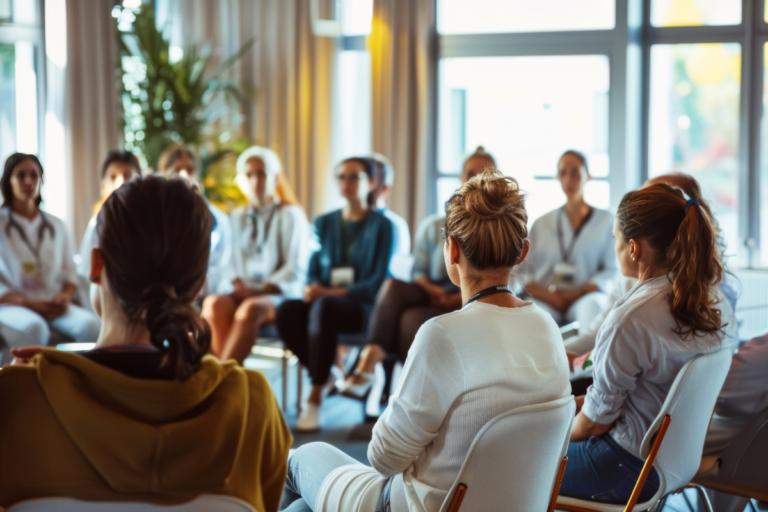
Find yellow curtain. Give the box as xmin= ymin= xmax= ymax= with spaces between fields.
xmin=369 ymin=0 xmax=434 ymax=232
xmin=178 ymin=0 xmax=336 ymax=219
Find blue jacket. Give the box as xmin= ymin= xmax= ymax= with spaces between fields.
xmin=308 ymin=209 xmax=393 ymax=308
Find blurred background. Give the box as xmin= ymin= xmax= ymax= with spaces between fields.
xmin=1 ymin=0 xmax=768 ymax=336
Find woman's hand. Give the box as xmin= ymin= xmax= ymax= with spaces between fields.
xmin=303 ymin=283 xmax=346 ymax=303
xmin=232 ymin=278 xmax=258 ymax=301
xmin=24 ymin=299 xmax=65 ymax=321
xmin=10 ymin=346 xmax=43 ymax=365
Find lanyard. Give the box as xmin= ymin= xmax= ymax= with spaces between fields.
xmin=556 ymin=207 xmax=593 ymax=264
xmin=5 ymin=208 xmax=55 ymax=270
xmin=247 ymin=204 xmax=278 ymax=254
xmin=464 ymin=284 xmax=514 ymax=306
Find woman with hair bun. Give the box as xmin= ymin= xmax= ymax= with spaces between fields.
xmin=202 ymin=146 xmax=310 ymax=364
xmin=526 ymin=150 xmax=617 ymax=327
xmin=559 ymin=183 xmax=737 ymax=504
xmin=337 ymin=146 xmax=496 ymax=397
xmin=0 ymin=176 xmax=291 ymax=511
xmin=279 ymin=169 xmax=570 ymax=512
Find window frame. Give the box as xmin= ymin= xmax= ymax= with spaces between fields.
xmin=0 ymin=0 xmax=46 ymax=168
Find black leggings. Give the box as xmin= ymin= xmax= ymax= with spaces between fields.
xmin=276 ymin=296 xmax=365 ymax=386
xmin=367 ymin=279 xmax=448 ymax=363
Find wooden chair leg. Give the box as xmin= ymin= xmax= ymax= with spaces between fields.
xmin=446 ymin=483 xmax=467 ymax=512
xmin=547 ymin=456 xmax=568 ymax=512
xmin=623 ymin=415 xmax=672 ymax=512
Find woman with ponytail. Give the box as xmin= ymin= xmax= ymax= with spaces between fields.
xmin=0 ymin=176 xmax=291 ymax=511
xmin=559 ymin=183 xmax=737 ymax=505
xmin=278 ymin=169 xmax=570 ymax=512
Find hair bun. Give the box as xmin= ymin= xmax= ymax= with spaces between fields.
xmin=476 ymin=145 xmax=486 ymax=152
xmin=463 ymin=170 xmax=524 ymax=220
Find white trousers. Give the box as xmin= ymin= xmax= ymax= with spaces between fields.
xmin=0 ymin=304 xmax=101 ymax=349
xmin=534 ymin=291 xmax=608 ymax=329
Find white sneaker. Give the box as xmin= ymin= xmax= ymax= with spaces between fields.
xmin=296 ymin=402 xmax=321 ymax=433
xmin=335 ymin=371 xmax=375 ymax=399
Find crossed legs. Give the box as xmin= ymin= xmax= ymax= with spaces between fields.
xmin=202 ymin=294 xmax=277 ymax=364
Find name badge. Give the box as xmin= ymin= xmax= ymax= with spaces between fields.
xmin=330 ymin=267 xmax=355 ymax=288
xmin=21 ymin=262 xmax=44 ymax=291
xmin=245 ymin=256 xmax=268 ymax=283
xmin=554 ymin=262 xmax=577 ymax=286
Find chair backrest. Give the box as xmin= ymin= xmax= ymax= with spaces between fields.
xmin=719 ymin=406 xmax=768 ymax=490
xmin=7 ymin=495 xmax=257 ymax=512
xmin=639 ymin=349 xmax=732 ymax=495
xmin=439 ymin=396 xmax=575 ymax=512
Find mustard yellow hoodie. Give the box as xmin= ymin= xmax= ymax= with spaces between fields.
xmin=0 ymin=349 xmax=292 ymax=511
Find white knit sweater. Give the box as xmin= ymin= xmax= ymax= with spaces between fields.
xmin=315 ymin=301 xmax=572 ymax=512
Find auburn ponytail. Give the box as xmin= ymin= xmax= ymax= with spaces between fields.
xmin=97 ymin=176 xmax=213 ymax=380
xmin=617 ymin=183 xmax=724 ymax=339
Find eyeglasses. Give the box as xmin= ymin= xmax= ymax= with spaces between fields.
xmin=337 ymin=174 xmax=360 ymax=183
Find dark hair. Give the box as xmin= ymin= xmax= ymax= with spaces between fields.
xmin=464 ymin=146 xmax=497 ymax=170
xmin=97 ymin=176 xmax=213 ymax=380
xmin=1 ymin=153 xmax=44 ymax=207
xmin=617 ymin=183 xmax=724 ymax=339
xmin=340 ymin=157 xmax=381 ymax=207
xmin=160 ymin=145 xmax=199 ymax=175
xmin=559 ymin=150 xmax=589 ymax=175
xmin=100 ymin=150 xmax=142 ymax=179
xmin=445 ymin=168 xmax=528 ymax=270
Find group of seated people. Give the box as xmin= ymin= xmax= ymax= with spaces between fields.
xmin=0 ymin=142 xmax=765 ymax=512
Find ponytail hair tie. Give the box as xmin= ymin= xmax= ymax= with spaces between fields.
xmin=685 ymin=198 xmax=700 ymax=215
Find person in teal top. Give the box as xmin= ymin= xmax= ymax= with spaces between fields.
xmin=276 ymin=157 xmax=393 ymax=432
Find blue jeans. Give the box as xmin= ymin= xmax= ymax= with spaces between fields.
xmin=280 ymin=442 xmax=366 ymax=512
xmin=560 ymin=435 xmax=660 ymax=504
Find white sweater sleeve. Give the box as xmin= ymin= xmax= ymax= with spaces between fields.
xmin=368 ymin=321 xmax=465 ymax=477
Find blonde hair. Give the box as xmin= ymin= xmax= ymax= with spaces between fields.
xmin=445 ymin=168 xmax=528 ymax=270
xmin=236 ymin=146 xmax=299 ymax=206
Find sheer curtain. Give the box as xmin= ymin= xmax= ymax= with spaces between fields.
xmin=370 ymin=0 xmax=434 ymax=233
xmin=175 ymin=0 xmax=337 ymax=218
xmin=64 ymin=0 xmax=119 ymax=241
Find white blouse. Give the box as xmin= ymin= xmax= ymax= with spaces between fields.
xmin=0 ymin=208 xmax=78 ymax=301
xmin=526 ymin=207 xmax=617 ymax=293
xmin=369 ymin=301 xmax=571 ymax=512
xmin=582 ymin=276 xmax=738 ymax=459
xmin=228 ymin=203 xmax=310 ymax=298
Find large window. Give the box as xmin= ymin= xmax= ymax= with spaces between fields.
xmin=437 ymin=55 xmax=610 ymax=223
xmin=0 ymin=0 xmax=43 ymax=165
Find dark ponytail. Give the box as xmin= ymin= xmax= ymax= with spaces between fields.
xmin=97 ymin=176 xmax=213 ymax=380
xmin=617 ymin=183 xmax=724 ymax=339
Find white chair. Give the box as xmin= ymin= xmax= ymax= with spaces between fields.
xmin=557 ymin=348 xmax=733 ymax=512
xmin=440 ymin=395 xmax=575 ymax=512
xmin=7 ymin=495 xmax=257 ymax=512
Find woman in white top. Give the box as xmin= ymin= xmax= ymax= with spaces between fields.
xmin=157 ymin=145 xmax=233 ymax=296
xmin=527 ymin=150 xmax=617 ymax=327
xmin=202 ymin=146 xmax=310 ymax=364
xmin=279 ymin=169 xmax=571 ymax=512
xmin=0 ymin=154 xmax=101 ymax=349
xmin=76 ymin=151 xmax=143 ymax=278
xmin=560 ymin=183 xmax=737 ymax=504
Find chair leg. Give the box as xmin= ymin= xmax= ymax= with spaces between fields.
xmin=297 ymin=363 xmax=303 ymax=414
xmin=690 ymin=484 xmax=713 ymax=512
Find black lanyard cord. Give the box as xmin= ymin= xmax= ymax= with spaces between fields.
xmin=464 ymin=284 xmax=515 ymax=306
xmin=248 ymin=204 xmax=279 ymax=252
xmin=5 ymin=207 xmax=55 ymax=268
xmin=556 ymin=206 xmax=593 ymax=264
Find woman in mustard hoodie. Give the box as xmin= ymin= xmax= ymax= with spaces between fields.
xmin=0 ymin=176 xmax=292 ymax=511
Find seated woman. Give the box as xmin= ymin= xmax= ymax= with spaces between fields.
xmin=560 ymin=183 xmax=738 ymax=504
xmin=0 ymin=153 xmax=100 ymax=348
xmin=0 ymin=176 xmax=292 ymax=511
xmin=337 ymin=146 xmax=496 ymax=397
xmin=157 ymin=144 xmax=233 ymax=295
xmin=275 ymin=157 xmax=394 ymax=432
xmin=202 ymin=146 xmax=310 ymax=364
xmin=76 ymin=150 xmax=143 ymax=278
xmin=526 ymin=150 xmax=616 ymax=327
xmin=279 ymin=169 xmax=571 ymax=512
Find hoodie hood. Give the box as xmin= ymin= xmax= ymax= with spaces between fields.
xmin=34 ymin=349 xmax=248 ymax=495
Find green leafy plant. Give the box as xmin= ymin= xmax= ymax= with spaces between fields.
xmin=115 ymin=4 xmax=254 ymax=171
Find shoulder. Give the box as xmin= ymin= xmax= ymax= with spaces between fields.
xmin=368 ymin=210 xmax=392 ymax=231
xmin=0 ymin=365 xmax=43 ymax=403
xmin=588 ymin=207 xmax=614 ymax=227
xmin=41 ymin=210 xmax=67 ymax=229
xmin=282 ymin=204 xmax=308 ymax=223
xmin=315 ymin=209 xmax=341 ymax=224
xmin=608 ymin=280 xmax=672 ymax=333
xmin=243 ymin=368 xmax=281 ymax=411
xmin=531 ymin=209 xmax=560 ymax=230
